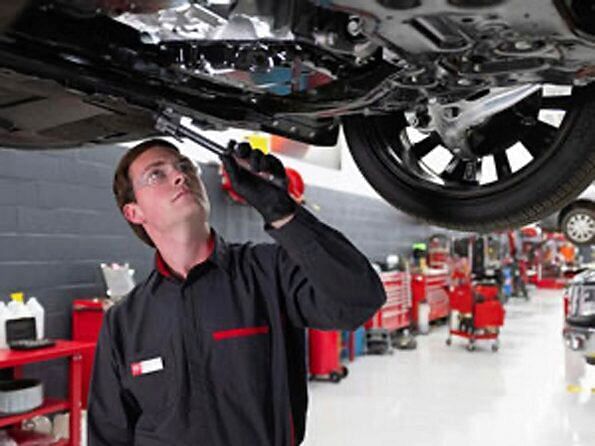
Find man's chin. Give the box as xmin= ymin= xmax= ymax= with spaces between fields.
xmin=178 ymin=200 xmax=208 ymax=222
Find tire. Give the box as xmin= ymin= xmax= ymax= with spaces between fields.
xmin=343 ymin=85 xmax=595 ymax=231
xmin=340 ymin=366 xmax=349 ymax=378
xmin=560 ymin=202 xmax=595 ymax=245
xmin=329 ymin=372 xmax=342 ymax=383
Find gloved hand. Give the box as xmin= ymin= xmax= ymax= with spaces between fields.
xmin=220 ymin=142 xmax=297 ymax=224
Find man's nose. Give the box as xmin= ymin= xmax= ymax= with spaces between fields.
xmin=172 ymin=170 xmax=186 ymax=186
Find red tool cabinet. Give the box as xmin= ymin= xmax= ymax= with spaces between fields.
xmin=411 ymin=270 xmax=450 ymax=325
xmin=365 ymin=271 xmax=411 ymax=331
xmin=0 ymin=340 xmax=95 ymax=445
xmin=72 ymin=299 xmax=108 ymax=409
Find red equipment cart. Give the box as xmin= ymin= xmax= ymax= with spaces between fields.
xmin=308 ymin=329 xmax=348 ymax=382
xmin=446 ymin=281 xmax=505 ymax=352
xmin=364 ymin=270 xmax=411 ymax=354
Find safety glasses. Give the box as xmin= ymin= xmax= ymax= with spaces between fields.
xmin=134 ymin=158 xmax=201 ymax=190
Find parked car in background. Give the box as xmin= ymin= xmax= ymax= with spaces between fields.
xmin=558 ymin=186 xmax=595 ymax=246
xmin=564 ymin=269 xmax=595 ymax=365
xmin=542 ymin=183 xmax=595 ymax=246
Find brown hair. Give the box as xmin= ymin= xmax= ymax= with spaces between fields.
xmin=113 ymin=138 xmax=181 ymax=247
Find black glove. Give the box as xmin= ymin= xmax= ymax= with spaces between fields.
xmin=220 ymin=142 xmax=297 ymax=224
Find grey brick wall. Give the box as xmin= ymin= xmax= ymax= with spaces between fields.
xmin=203 ymin=164 xmax=438 ymax=257
xmin=0 ymin=145 xmax=445 ymax=397
xmin=0 ymin=148 xmax=153 ymax=338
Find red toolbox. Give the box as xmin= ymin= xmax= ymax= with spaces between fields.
xmin=308 ymin=329 xmax=347 ymax=383
xmin=365 ymin=270 xmax=411 ymax=354
xmin=365 ymin=271 xmax=411 ymax=332
xmin=411 ymin=270 xmax=450 ymax=326
xmin=474 ymin=300 xmax=505 ymax=328
xmin=474 ymin=283 xmax=500 ymax=301
xmin=448 ymin=284 xmax=474 ymax=314
xmin=72 ymin=298 xmax=109 ymax=408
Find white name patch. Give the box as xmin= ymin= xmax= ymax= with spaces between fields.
xmin=131 ymin=357 xmax=164 ymax=377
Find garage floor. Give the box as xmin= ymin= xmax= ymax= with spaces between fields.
xmin=303 ymin=289 xmax=595 ymax=446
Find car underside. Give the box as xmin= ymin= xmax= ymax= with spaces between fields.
xmin=1 ymin=0 xmax=595 ymax=231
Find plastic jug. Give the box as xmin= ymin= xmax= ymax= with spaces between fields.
xmin=7 ymin=300 xmax=31 ymax=319
xmin=417 ymin=301 xmax=430 ymax=335
xmin=26 ymin=297 xmax=45 ymax=340
xmin=0 ymin=303 xmax=8 ymax=349
xmin=449 ymin=309 xmax=460 ymax=331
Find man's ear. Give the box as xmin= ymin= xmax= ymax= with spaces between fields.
xmin=123 ymin=202 xmax=145 ymax=225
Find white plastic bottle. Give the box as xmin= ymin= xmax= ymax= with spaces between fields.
xmin=417 ymin=300 xmax=431 ymax=335
xmin=7 ymin=300 xmax=31 ymax=319
xmin=0 ymin=303 xmax=8 ymax=349
xmin=26 ymin=297 xmax=45 ymax=340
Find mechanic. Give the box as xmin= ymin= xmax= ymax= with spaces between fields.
xmin=87 ymin=138 xmax=386 ymax=445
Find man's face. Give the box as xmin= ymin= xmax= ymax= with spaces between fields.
xmin=123 ymin=146 xmax=210 ymax=236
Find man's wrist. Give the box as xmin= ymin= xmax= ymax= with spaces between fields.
xmin=269 ymin=212 xmax=296 ymax=229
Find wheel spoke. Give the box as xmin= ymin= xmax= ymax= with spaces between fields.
xmin=494 ymin=152 xmax=512 ymax=179
xmin=441 ymin=158 xmax=480 ymax=184
xmin=410 ymin=132 xmax=441 ymax=159
xmin=519 ymin=121 xmax=558 ymax=158
xmin=540 ymin=95 xmax=573 ymax=110
xmin=441 ymin=158 xmax=464 ymax=182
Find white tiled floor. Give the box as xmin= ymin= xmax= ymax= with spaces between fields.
xmin=303 ymin=289 xmax=595 ymax=446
